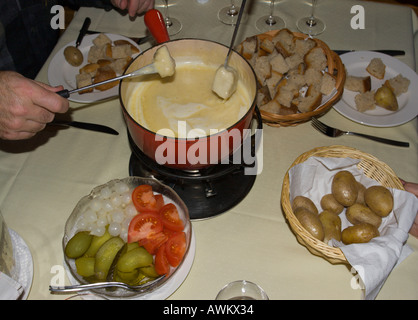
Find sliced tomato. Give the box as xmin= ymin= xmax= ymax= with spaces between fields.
xmin=132 ymin=185 xmax=159 ymax=213
xmin=159 ymin=203 xmax=184 ymax=232
xmin=139 ymin=231 xmax=168 ymax=255
xmin=165 ymin=232 xmax=187 ymax=268
xmin=155 ymin=243 xmax=170 ymax=275
xmin=155 ymin=194 xmax=165 ymax=211
xmin=127 ymin=212 xmax=163 ymax=243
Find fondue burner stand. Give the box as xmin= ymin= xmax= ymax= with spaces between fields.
xmin=128 ymin=136 xmax=256 ymax=220
xmin=127 ymin=108 xmax=262 ymax=220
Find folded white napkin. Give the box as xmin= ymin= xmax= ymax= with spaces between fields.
xmin=289 ymin=157 xmax=418 ymax=300
xmin=0 ymin=272 xmax=23 ymax=300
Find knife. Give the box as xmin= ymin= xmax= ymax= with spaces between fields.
xmin=76 ymin=17 xmax=91 ymax=48
xmin=334 ymin=49 xmax=405 ymax=56
xmin=50 ymin=120 xmax=119 ymax=135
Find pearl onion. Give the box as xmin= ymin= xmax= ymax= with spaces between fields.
xmin=89 ymin=198 xmax=102 ymax=212
xmin=100 ymin=186 xmax=112 ymax=199
xmin=108 ymin=222 xmax=121 ymax=236
xmin=114 ymin=182 xmax=130 ymax=194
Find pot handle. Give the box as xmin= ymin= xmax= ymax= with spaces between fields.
xmin=144 ymin=9 xmax=170 ymax=44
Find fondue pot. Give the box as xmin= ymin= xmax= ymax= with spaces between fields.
xmin=119 ymin=10 xmax=258 ymax=170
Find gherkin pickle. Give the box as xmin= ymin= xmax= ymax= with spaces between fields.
xmin=83 ymin=229 xmax=112 ymax=257
xmin=116 ymin=247 xmax=153 ymax=273
xmin=75 ymin=256 xmax=95 ymax=277
xmin=94 ymin=237 xmax=125 ymax=280
xmin=140 ymin=265 xmax=159 ymax=278
xmin=65 ymin=231 xmax=93 ymax=259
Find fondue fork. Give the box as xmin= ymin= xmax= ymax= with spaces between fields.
xmin=56 ymin=63 xmax=158 ymax=98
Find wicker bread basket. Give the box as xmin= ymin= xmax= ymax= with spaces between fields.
xmin=252 ymin=30 xmax=346 ymax=127
xmin=281 ymin=145 xmax=404 ymax=264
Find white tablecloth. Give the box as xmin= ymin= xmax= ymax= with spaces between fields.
xmin=0 ymin=0 xmax=417 ymax=300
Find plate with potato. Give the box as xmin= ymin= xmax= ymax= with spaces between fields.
xmin=48 ymin=33 xmax=141 ymax=103
xmin=333 ymin=51 xmax=418 ymax=127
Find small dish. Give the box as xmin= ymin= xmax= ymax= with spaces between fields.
xmin=62 ymin=176 xmax=192 ymax=299
xmin=334 ymin=51 xmax=418 ymax=127
xmin=48 ymin=33 xmax=141 ymax=103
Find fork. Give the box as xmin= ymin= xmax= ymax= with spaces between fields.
xmin=49 ymin=276 xmax=165 ymax=294
xmin=311 ymin=118 xmax=409 ymax=147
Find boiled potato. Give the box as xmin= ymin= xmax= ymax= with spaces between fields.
xmin=292 ymin=196 xmax=318 ymax=215
xmin=375 ymin=85 xmax=398 ymax=111
xmin=342 ymin=223 xmax=379 ymax=244
xmin=294 ymin=207 xmax=324 ymax=241
xmin=64 ymin=46 xmax=83 ymax=67
xmin=319 ymin=210 xmax=342 ymax=243
xmin=346 ymin=203 xmax=382 ymax=228
xmin=356 ymin=182 xmax=366 ymax=205
xmin=331 ymin=170 xmax=358 ymax=207
xmin=320 ymin=193 xmax=344 ymax=215
xmin=364 ymin=185 xmax=393 ymax=217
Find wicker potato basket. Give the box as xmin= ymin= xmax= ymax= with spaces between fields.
xmin=248 ymin=30 xmax=346 ymax=127
xmin=281 ymin=145 xmax=404 ymax=264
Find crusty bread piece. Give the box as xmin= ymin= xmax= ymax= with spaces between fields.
xmin=110 ymin=57 xmax=131 ymax=75
xmin=111 ymin=44 xmax=133 ymax=59
xmin=321 ymin=72 xmax=336 ymax=96
xmin=354 ymin=90 xmax=376 ymax=112
xmin=272 ymin=29 xmax=295 ymax=57
xmin=344 ymin=75 xmax=371 ymax=93
xmin=285 ymin=54 xmax=304 ymax=70
xmin=384 ymin=74 xmax=410 ymax=96
xmin=257 ymin=85 xmax=272 ymax=107
xmin=259 ymin=38 xmax=275 ymax=55
xmin=293 ymin=85 xmax=322 ymax=113
xmin=254 ymin=55 xmax=272 ymax=85
xmin=270 ymin=53 xmax=289 ymax=74
xmin=366 ymin=58 xmax=385 ymax=79
xmin=241 ymin=36 xmax=258 ymax=60
xmin=88 ymin=45 xmax=107 ymax=63
xmin=304 ymin=68 xmax=323 ymax=87
xmin=293 ymin=38 xmax=317 ymax=57
xmin=265 ymin=71 xmax=283 ymax=99
xmin=76 ymin=73 xmax=93 ymax=94
xmin=93 ymin=33 xmax=112 ymax=47
xmin=276 ymin=88 xmax=297 ymax=108
xmin=79 ymin=63 xmax=100 ymax=77
xmin=93 ymin=66 xmax=117 ymax=91
xmin=305 ymin=47 xmax=327 ymax=71
xmin=113 ymin=39 xmax=140 ymax=54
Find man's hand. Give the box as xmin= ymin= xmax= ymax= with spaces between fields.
xmin=0 ymin=72 xmax=69 ymax=140
xmin=111 ymin=0 xmax=155 ymax=17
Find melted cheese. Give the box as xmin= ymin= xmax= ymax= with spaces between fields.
xmin=127 ymin=63 xmax=251 ymax=138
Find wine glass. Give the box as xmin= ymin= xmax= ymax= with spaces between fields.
xmin=256 ymin=0 xmax=285 ymax=32
xmin=162 ymin=0 xmax=182 ymax=35
xmin=218 ymin=0 xmax=240 ymax=25
xmin=297 ymin=0 xmax=325 ymax=36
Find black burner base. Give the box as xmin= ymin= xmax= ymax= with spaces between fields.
xmin=129 ymin=152 xmax=256 ymax=220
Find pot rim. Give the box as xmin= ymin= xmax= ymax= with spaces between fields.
xmin=118 ymin=38 xmax=258 ymax=141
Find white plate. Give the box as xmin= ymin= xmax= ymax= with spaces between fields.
xmin=48 ymin=33 xmax=141 ymax=103
xmin=9 ymin=229 xmax=33 ymax=300
xmin=333 ymin=51 xmax=418 ymax=127
xmin=65 ymin=227 xmax=196 ymax=300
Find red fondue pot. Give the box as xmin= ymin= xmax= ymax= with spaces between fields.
xmin=119 ymin=10 xmax=257 ymax=170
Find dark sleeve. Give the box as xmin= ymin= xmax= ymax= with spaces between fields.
xmin=63 ymin=0 xmax=114 ymax=11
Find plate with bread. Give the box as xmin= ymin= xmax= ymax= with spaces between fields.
xmin=48 ymin=33 xmax=140 ymax=103
xmin=235 ymin=29 xmax=345 ymax=127
xmin=334 ymin=51 xmax=418 ymax=127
